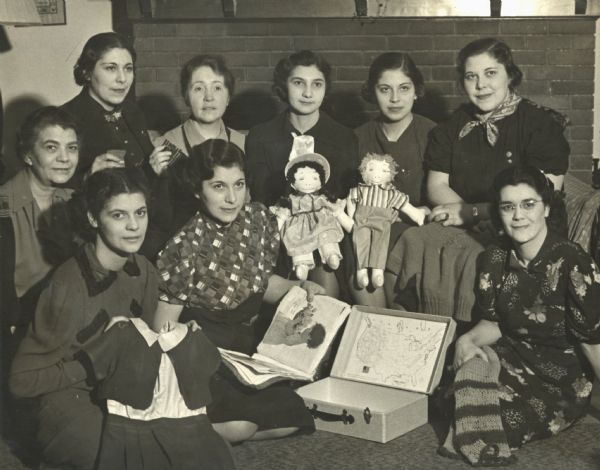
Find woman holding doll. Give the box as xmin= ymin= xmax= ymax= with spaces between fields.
xmin=245 ymin=49 xmax=359 ymax=300
xmin=354 ymin=52 xmax=436 ymax=307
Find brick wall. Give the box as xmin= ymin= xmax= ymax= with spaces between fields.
xmin=133 ymin=17 xmax=595 ymax=181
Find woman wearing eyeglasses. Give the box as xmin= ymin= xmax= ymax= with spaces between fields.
xmin=440 ymin=165 xmax=600 ymax=465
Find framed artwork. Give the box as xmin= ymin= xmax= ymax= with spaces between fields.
xmin=35 ymin=0 xmax=65 ymax=25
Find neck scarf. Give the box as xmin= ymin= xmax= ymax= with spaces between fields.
xmin=458 ymin=92 xmax=522 ymax=146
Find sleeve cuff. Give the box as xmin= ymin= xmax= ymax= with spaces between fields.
xmin=63 ymin=360 xmax=87 ymax=384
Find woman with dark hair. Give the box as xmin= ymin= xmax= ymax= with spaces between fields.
xmin=441 ymin=165 xmax=600 ymax=465
xmin=61 ymin=32 xmax=170 ymax=185
xmin=0 ymin=106 xmax=80 ymax=340
xmin=246 ymin=49 xmax=358 ymax=207
xmin=152 ymin=139 xmax=319 ymax=444
xmin=386 ymin=38 xmax=570 ymax=322
xmin=355 ymin=52 xmax=436 ymax=307
xmin=245 ymin=49 xmax=359 ymax=299
xmin=9 ymin=168 xmax=160 ymax=469
xmin=356 ymin=52 xmax=435 ymax=207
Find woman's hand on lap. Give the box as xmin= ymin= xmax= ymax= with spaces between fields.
xmin=428 ymin=202 xmax=467 ymax=227
xmin=453 ymin=336 xmax=489 ymax=370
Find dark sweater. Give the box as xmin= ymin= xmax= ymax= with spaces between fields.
xmin=61 ymin=89 xmax=155 ymax=188
xmin=245 ymin=111 xmax=360 ymax=206
xmin=9 ymin=243 xmax=159 ymax=398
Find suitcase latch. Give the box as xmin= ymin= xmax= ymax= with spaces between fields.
xmin=363 ymin=407 xmax=372 ymax=424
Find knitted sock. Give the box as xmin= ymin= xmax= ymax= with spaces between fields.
xmin=453 ymin=346 xmax=516 ymax=466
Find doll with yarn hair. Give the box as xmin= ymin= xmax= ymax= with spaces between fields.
xmin=271 ymin=153 xmax=350 ymax=281
xmin=347 ymin=152 xmax=428 ymax=288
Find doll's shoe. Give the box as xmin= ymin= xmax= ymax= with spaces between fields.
xmin=356 ymin=270 xmax=369 ymax=288
xmin=295 ymin=265 xmax=309 ymax=280
xmin=327 ymin=254 xmax=341 ymax=270
xmin=371 ymin=269 xmax=384 ymax=288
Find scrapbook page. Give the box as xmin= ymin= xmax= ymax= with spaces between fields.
xmin=219 ymin=286 xmax=351 ymax=389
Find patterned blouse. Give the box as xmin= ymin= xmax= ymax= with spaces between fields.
xmin=477 ymin=232 xmax=600 ymax=347
xmin=157 ymin=202 xmax=280 ymax=311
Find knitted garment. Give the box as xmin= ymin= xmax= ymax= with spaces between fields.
xmin=458 ymin=92 xmax=522 ymax=146
xmin=387 ymin=223 xmax=490 ymax=321
xmin=448 ymin=346 xmax=517 ymax=466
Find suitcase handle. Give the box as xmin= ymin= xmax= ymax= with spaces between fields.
xmin=307 ymin=404 xmax=355 ymax=425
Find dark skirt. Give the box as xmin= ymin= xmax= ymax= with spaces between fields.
xmin=36 ymin=387 xmax=104 ymax=470
xmin=97 ymin=414 xmax=236 ymax=470
xmin=181 ymin=298 xmax=315 ymax=433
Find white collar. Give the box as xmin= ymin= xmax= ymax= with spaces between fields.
xmin=129 ymin=317 xmax=188 ymax=352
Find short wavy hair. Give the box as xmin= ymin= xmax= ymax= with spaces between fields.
xmin=272 ymin=50 xmax=332 ymax=102
xmin=490 ymin=165 xmax=555 ymax=230
xmin=73 ymin=32 xmax=136 ymax=86
xmin=457 ymin=37 xmax=523 ymax=91
xmin=179 ymin=54 xmax=235 ymax=104
xmin=16 ymin=106 xmax=79 ymax=162
xmin=361 ymin=52 xmax=425 ymax=104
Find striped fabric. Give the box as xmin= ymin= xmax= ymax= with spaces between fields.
xmin=350 ymin=183 xmax=406 ymax=209
xmin=450 ymin=346 xmax=516 ymax=466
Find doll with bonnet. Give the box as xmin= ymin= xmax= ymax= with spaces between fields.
xmin=271 ymin=151 xmax=349 ymax=281
xmin=347 ymin=152 xmax=428 ymax=288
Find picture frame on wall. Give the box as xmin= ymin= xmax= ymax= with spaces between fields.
xmin=35 ymin=0 xmax=66 ymax=25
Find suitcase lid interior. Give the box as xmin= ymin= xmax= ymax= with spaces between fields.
xmin=330 ymin=306 xmax=456 ymax=395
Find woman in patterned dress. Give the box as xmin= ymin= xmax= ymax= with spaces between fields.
xmin=152 ymin=139 xmax=319 ymax=444
xmin=449 ymin=165 xmax=600 ymax=461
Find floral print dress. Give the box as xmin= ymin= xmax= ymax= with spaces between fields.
xmin=476 ymin=231 xmax=600 ymax=448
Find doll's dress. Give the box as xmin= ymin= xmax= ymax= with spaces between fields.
xmin=281 ymin=193 xmax=344 ymax=257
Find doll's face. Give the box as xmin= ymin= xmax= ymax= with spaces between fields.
xmin=362 ymin=159 xmax=393 ymax=185
xmin=291 ymin=166 xmax=322 ymax=194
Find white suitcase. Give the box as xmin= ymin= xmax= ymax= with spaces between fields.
xmin=298 ymin=306 xmax=456 ymax=443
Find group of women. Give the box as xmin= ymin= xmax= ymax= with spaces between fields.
xmin=1 ymin=30 xmax=600 ymax=469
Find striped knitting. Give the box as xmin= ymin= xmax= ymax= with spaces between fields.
xmin=452 ymin=346 xmax=516 ymax=466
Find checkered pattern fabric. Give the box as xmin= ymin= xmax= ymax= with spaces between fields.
xmin=157 ymin=203 xmax=280 ymax=311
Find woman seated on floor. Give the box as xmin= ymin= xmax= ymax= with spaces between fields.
xmin=440 ymin=165 xmax=600 ymax=466
xmin=0 ymin=107 xmax=80 ymax=346
xmin=385 ymin=37 xmax=569 ymax=322
xmin=156 ymin=53 xmax=246 ymax=240
xmin=9 ymin=168 xmax=160 ymax=470
xmin=152 ymin=139 xmax=319 ymax=443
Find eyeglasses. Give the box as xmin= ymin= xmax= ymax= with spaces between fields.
xmin=498 ymin=199 xmax=543 ymax=215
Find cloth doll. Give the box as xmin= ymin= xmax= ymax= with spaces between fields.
xmin=347 ymin=152 xmax=428 ymax=289
xmin=271 ymin=153 xmax=349 ymax=281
